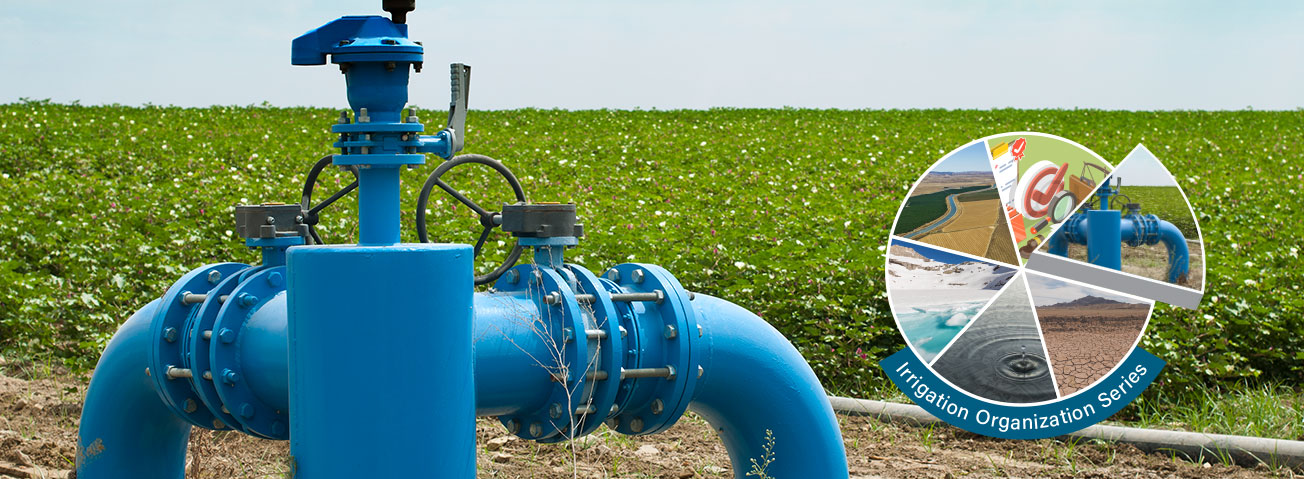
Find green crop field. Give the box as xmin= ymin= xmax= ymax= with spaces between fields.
xmin=892 ymin=185 xmax=989 ymax=235
xmin=1121 ymin=186 xmax=1200 ymax=239
xmin=955 ymin=187 xmax=999 ymax=203
xmin=0 ymin=102 xmax=1301 ymax=400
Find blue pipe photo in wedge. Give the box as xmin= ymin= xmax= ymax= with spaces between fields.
xmin=1046 ymin=182 xmax=1190 ymax=283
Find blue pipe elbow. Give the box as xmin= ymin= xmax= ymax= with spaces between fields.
xmin=1154 ymin=219 xmax=1190 ymax=283
xmin=690 ymin=294 xmax=850 ymax=478
xmin=77 ymin=299 xmax=191 ymax=478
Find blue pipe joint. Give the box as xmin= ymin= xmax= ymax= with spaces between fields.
xmin=210 ymin=266 xmax=291 ymax=439
xmin=247 ymin=236 xmax=304 ymax=267
xmin=147 ymin=262 xmax=251 ymax=431
xmin=490 ymin=262 xmax=601 ymax=442
xmin=288 ymin=244 xmax=475 ymax=477
xmin=603 ymin=264 xmax=701 ymax=436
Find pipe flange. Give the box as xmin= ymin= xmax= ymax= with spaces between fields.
xmin=211 ymin=266 xmax=290 ymax=440
xmin=558 ymin=264 xmax=624 ymax=439
xmin=186 ymin=268 xmax=254 ymax=432
xmin=493 ymin=263 xmax=593 ymax=442
xmin=149 ymin=262 xmax=249 ymax=430
xmin=603 ymin=263 xmax=700 ymax=436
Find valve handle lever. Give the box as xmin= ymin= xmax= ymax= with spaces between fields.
xmin=446 ymin=63 xmax=471 ymax=153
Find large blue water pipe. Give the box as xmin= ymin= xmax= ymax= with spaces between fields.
xmin=75 ymin=3 xmax=848 ymax=477
xmin=1046 ymin=179 xmax=1190 ymax=283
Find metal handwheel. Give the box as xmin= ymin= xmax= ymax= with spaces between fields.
xmin=416 ymin=154 xmax=526 ymax=285
xmin=299 ymin=155 xmax=360 ymax=245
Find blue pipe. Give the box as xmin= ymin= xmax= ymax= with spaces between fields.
xmin=1047 ymin=212 xmax=1190 ymax=283
xmin=689 ymin=294 xmax=850 ymax=478
xmin=77 ymin=281 xmax=848 ymax=478
xmin=76 ymin=299 xmax=191 ymax=478
xmin=356 ymin=167 xmax=402 ymax=245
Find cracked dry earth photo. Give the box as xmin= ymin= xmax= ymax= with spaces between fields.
xmin=1027 ymin=273 xmax=1152 ymax=397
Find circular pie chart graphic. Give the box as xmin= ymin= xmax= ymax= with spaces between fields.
xmin=886 ymin=133 xmax=1173 ymax=405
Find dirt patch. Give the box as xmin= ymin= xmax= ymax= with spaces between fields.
xmin=1063 ymin=240 xmax=1204 ymax=289
xmin=1036 ymin=306 xmax=1150 ymax=396
xmin=0 ymin=361 xmax=1288 ymax=478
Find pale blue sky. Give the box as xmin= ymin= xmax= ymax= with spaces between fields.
xmin=3 ymin=1 xmax=1303 ymax=109
xmin=934 ymin=141 xmax=990 ymax=173
xmin=1113 ymin=145 xmax=1179 ymax=186
xmin=1026 ymin=272 xmax=1148 ymax=307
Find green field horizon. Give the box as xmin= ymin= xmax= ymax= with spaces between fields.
xmin=1 ymin=101 xmax=1299 ymax=400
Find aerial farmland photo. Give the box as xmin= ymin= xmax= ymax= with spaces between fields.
xmin=893 ymin=142 xmax=1019 ymax=265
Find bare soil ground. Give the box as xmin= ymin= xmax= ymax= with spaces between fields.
xmin=1063 ymin=240 xmax=1204 ymax=289
xmin=909 ymin=172 xmax=993 ymax=197
xmin=0 ymin=361 xmax=1291 ymax=478
xmin=1036 ymin=306 xmax=1150 ymax=396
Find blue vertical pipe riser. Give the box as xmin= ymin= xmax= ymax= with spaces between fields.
xmin=287 ymin=244 xmax=475 ymax=478
xmin=357 ymin=167 xmax=402 ymax=245
xmin=1085 ymin=209 xmax=1123 ymax=270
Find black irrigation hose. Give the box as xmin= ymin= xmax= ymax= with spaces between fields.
xmin=416 ymin=154 xmax=527 ymax=285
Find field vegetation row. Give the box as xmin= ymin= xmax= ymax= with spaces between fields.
xmin=0 ymin=102 xmax=1300 ymax=405
xmin=892 ymin=184 xmax=989 ymax=235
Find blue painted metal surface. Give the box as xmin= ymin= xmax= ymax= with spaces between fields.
xmin=148 ymin=262 xmax=249 ymax=430
xmin=690 ymin=293 xmax=850 ymax=478
xmin=287 ymin=244 xmax=475 ymax=477
xmin=79 ymin=258 xmax=851 ymax=478
xmin=211 ymin=266 xmax=290 ymax=439
xmin=77 ymin=299 xmax=192 ymax=477
xmin=1086 ymin=209 xmax=1123 ymax=269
